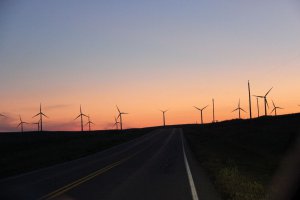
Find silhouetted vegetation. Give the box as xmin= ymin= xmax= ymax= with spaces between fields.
xmin=0 ymin=128 xmax=154 ymax=179
xmin=184 ymin=113 xmax=300 ymax=200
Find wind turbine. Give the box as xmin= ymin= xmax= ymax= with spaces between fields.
xmin=253 ymin=87 xmax=273 ymax=116
xmin=75 ymin=105 xmax=88 ymax=132
xmin=256 ymin=96 xmax=260 ymax=117
xmin=194 ymin=105 xmax=208 ymax=124
xmin=232 ymin=99 xmax=246 ymax=119
xmin=248 ymin=80 xmax=252 ymax=119
xmin=32 ymin=121 xmax=40 ymax=132
xmin=18 ymin=115 xmax=28 ymax=133
xmin=0 ymin=113 xmax=6 ymax=118
xmin=113 ymin=116 xmax=119 ymax=130
xmin=85 ymin=115 xmax=94 ymax=132
xmin=212 ymin=98 xmax=215 ymax=123
xmin=160 ymin=110 xmax=168 ymax=127
xmin=270 ymin=100 xmax=283 ymax=116
xmin=33 ymin=103 xmax=48 ymax=132
xmin=116 ymin=105 xmax=128 ymax=131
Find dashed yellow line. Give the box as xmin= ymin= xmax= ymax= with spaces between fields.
xmin=38 ymin=154 xmax=134 ymax=200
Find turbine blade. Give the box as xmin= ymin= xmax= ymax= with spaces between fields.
xmin=82 ymin=114 xmax=88 ymax=117
xmin=74 ymin=115 xmax=81 ymax=120
xmin=241 ymin=108 xmax=247 ymax=112
xmin=193 ymin=106 xmax=200 ymax=110
xmin=232 ymin=108 xmax=238 ymax=112
xmin=202 ymin=105 xmax=209 ymax=110
xmin=272 ymin=100 xmax=275 ymax=108
xmin=266 ymin=99 xmax=269 ymax=108
xmin=32 ymin=113 xmax=39 ymax=118
xmin=116 ymin=105 xmax=121 ymax=113
xmin=265 ymin=87 xmax=273 ymax=96
xmin=270 ymin=108 xmax=275 ymax=114
xmin=41 ymin=113 xmax=49 ymax=118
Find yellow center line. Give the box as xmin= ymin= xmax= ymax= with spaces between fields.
xmin=38 ymin=154 xmax=136 ymax=200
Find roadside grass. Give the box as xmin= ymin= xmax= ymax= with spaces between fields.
xmin=184 ymin=114 xmax=300 ymax=200
xmin=0 ymin=128 xmax=154 ymax=179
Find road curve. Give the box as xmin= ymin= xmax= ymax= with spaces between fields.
xmin=0 ymin=128 xmax=220 ymax=200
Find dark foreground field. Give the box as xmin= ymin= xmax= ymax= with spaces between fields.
xmin=184 ymin=113 xmax=300 ymax=200
xmin=0 ymin=128 xmax=154 ymax=179
xmin=1 ymin=114 xmax=299 ymax=200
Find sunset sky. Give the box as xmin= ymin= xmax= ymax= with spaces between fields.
xmin=1 ymin=0 xmax=300 ymax=132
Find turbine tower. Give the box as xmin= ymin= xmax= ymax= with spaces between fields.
xmin=256 ymin=97 xmax=260 ymax=117
xmin=212 ymin=98 xmax=215 ymax=123
xmin=18 ymin=115 xmax=28 ymax=133
xmin=270 ymin=100 xmax=283 ymax=116
xmin=75 ymin=105 xmax=88 ymax=132
xmin=32 ymin=121 xmax=40 ymax=132
xmin=85 ymin=115 xmax=94 ymax=132
xmin=232 ymin=99 xmax=246 ymax=119
xmin=248 ymin=80 xmax=252 ymax=119
xmin=253 ymin=87 xmax=273 ymax=116
xmin=113 ymin=116 xmax=119 ymax=130
xmin=160 ymin=110 xmax=168 ymax=127
xmin=33 ymin=103 xmax=48 ymax=132
xmin=116 ymin=105 xmax=128 ymax=131
xmin=194 ymin=105 xmax=208 ymax=124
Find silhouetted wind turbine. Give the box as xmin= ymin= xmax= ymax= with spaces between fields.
xmin=270 ymin=100 xmax=283 ymax=116
xmin=116 ymin=105 xmax=128 ymax=131
xmin=85 ymin=115 xmax=94 ymax=132
xmin=212 ymin=98 xmax=215 ymax=123
xmin=75 ymin=105 xmax=88 ymax=132
xmin=113 ymin=116 xmax=119 ymax=130
xmin=33 ymin=103 xmax=48 ymax=132
xmin=232 ymin=99 xmax=246 ymax=119
xmin=194 ymin=105 xmax=208 ymax=124
xmin=256 ymin=97 xmax=260 ymax=117
xmin=18 ymin=115 xmax=28 ymax=133
xmin=160 ymin=110 xmax=168 ymax=127
xmin=248 ymin=80 xmax=252 ymax=119
xmin=32 ymin=121 xmax=40 ymax=132
xmin=253 ymin=87 xmax=273 ymax=116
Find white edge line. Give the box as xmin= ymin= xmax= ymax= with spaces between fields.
xmin=180 ymin=129 xmax=199 ymax=200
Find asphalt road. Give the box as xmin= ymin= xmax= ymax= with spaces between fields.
xmin=0 ymin=128 xmax=220 ymax=200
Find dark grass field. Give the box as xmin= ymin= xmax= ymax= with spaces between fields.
xmin=0 ymin=128 xmax=155 ymax=179
xmin=184 ymin=113 xmax=300 ymax=200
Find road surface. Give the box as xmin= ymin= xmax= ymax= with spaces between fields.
xmin=0 ymin=128 xmax=220 ymax=200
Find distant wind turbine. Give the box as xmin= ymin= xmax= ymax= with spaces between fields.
xmin=160 ymin=110 xmax=168 ymax=127
xmin=116 ymin=105 xmax=128 ymax=131
xmin=74 ymin=105 xmax=88 ymax=132
xmin=255 ymin=97 xmax=260 ymax=117
xmin=253 ymin=87 xmax=273 ymax=116
xmin=85 ymin=115 xmax=94 ymax=132
xmin=32 ymin=121 xmax=40 ymax=132
xmin=212 ymin=98 xmax=215 ymax=123
xmin=270 ymin=100 xmax=283 ymax=116
xmin=0 ymin=113 xmax=6 ymax=118
xmin=248 ymin=80 xmax=252 ymax=119
xmin=194 ymin=105 xmax=208 ymax=124
xmin=33 ymin=103 xmax=48 ymax=132
xmin=232 ymin=99 xmax=246 ymax=119
xmin=18 ymin=115 xmax=28 ymax=133
xmin=113 ymin=116 xmax=119 ymax=130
